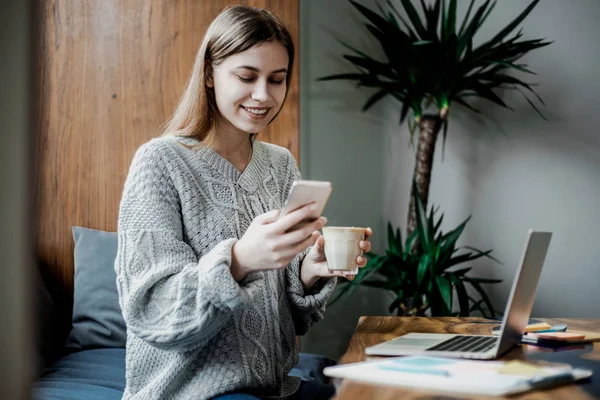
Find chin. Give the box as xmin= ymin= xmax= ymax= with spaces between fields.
xmin=234 ymin=118 xmax=272 ymax=135
xmin=232 ymin=123 xmax=262 ymax=135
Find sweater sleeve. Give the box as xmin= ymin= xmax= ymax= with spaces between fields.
xmin=114 ymin=142 xmax=261 ymax=352
xmin=280 ymin=150 xmax=337 ymax=335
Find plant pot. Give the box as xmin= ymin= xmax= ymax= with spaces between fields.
xmin=394 ymin=297 xmax=427 ymax=317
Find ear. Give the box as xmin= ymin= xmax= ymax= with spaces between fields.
xmin=205 ymin=64 xmax=214 ymax=88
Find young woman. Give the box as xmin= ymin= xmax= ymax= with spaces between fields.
xmin=115 ymin=5 xmax=372 ymax=400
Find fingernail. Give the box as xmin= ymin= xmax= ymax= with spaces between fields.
xmin=320 ymin=217 xmax=327 ymax=225
xmin=309 ymin=203 xmax=318 ymax=211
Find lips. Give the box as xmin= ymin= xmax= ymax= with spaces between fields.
xmin=241 ymin=106 xmax=270 ymax=120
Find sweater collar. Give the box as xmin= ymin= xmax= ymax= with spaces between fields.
xmin=186 ymin=138 xmax=269 ymax=193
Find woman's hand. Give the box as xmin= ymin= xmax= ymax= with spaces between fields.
xmin=300 ymin=228 xmax=373 ymax=290
xmin=231 ymin=203 xmax=327 ymax=281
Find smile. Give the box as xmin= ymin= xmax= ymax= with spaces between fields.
xmin=242 ymin=106 xmax=269 ymax=115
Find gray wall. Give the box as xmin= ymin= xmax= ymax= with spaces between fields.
xmin=300 ymin=0 xmax=600 ymax=360
xmin=0 ymin=0 xmax=34 ymax=398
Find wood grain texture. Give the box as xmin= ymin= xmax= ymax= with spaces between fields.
xmin=35 ymin=0 xmax=299 ymax=335
xmin=334 ymin=317 xmax=600 ymax=400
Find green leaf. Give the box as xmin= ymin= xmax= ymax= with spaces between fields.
xmin=354 ymin=255 xmax=388 ymax=284
xmin=448 ymin=273 xmax=469 ymax=316
xmin=453 ymin=96 xmax=481 ymax=114
xmin=433 ymin=209 xmax=444 ymax=235
xmin=385 ymin=0 xmax=418 ymax=40
xmin=462 ymin=245 xmax=502 ymax=264
xmin=405 ymin=228 xmax=418 ymax=254
xmin=483 ymin=0 xmax=541 ymax=52
xmin=467 ymin=281 xmax=497 ymax=318
xmin=451 ymin=266 xmax=473 ymax=276
xmin=435 ymin=275 xmax=452 ymax=312
xmin=457 ymin=0 xmax=493 ymax=57
xmin=491 ymin=61 xmax=536 ymax=75
xmin=387 ymin=222 xmax=397 ymax=253
xmin=445 ymin=0 xmax=457 ymax=41
xmin=349 ymin=0 xmax=393 ymax=34
xmin=458 ymin=0 xmax=476 ymax=37
xmin=468 ymin=297 xmax=488 ymax=316
xmin=446 ymin=248 xmax=495 ymax=268
xmin=400 ymin=0 xmax=427 ymax=39
xmin=417 ymin=254 xmax=430 ymax=286
xmin=439 ymin=215 xmax=471 ymax=255
xmin=342 ymin=55 xmax=389 ymax=75
xmin=395 ymin=227 xmax=404 ymax=254
xmin=463 ymin=276 xmax=503 ymax=284
xmin=362 ymin=89 xmax=388 ymax=112
xmin=316 ymin=73 xmax=367 ymax=82
xmin=513 ymin=85 xmax=548 ymax=121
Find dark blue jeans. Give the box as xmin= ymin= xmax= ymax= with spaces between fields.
xmin=212 ymin=380 xmax=336 ymax=400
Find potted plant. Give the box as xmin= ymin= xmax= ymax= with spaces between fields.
xmin=320 ymin=0 xmax=551 ymax=316
xmin=331 ymin=181 xmax=503 ymax=317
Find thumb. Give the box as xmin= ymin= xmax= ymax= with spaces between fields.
xmin=315 ymin=234 xmax=325 ymax=252
xmin=257 ymin=209 xmax=280 ymax=224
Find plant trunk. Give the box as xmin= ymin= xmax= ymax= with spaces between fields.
xmin=406 ymin=114 xmax=442 ymax=240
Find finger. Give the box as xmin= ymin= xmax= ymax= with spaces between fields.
xmin=364 ymin=227 xmax=373 ymax=240
xmin=282 ymin=217 xmax=326 ymax=246
xmin=274 ymin=202 xmax=318 ymax=233
xmin=359 ymin=240 xmax=372 ymax=253
xmin=356 ymin=256 xmax=367 ymax=267
xmin=288 ymin=230 xmax=320 ymax=257
xmin=315 ymin=234 xmax=325 ymax=251
xmin=257 ymin=209 xmax=281 ymax=224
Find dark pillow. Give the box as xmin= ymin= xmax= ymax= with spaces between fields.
xmin=65 ymin=227 xmax=126 ymax=350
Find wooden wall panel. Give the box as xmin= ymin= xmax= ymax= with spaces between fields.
xmin=35 ymin=0 xmax=300 ymax=330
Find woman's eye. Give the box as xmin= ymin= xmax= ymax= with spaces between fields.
xmin=238 ymin=76 xmax=254 ymax=83
xmin=270 ymin=79 xmax=284 ymax=85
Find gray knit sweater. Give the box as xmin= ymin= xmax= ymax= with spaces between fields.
xmin=114 ymin=136 xmax=336 ymax=399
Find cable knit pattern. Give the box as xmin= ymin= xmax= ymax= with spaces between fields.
xmin=114 ymin=136 xmax=336 ymax=400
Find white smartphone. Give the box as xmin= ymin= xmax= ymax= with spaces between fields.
xmin=278 ymin=180 xmax=332 ymax=221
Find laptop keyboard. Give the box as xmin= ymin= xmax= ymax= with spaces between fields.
xmin=427 ymin=335 xmax=498 ymax=353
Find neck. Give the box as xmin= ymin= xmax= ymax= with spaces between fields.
xmin=207 ymin=119 xmax=253 ymax=168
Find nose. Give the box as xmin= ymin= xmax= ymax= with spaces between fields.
xmin=251 ymin=80 xmax=269 ymax=103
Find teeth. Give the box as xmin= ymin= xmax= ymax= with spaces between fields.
xmin=244 ymin=107 xmax=268 ymax=115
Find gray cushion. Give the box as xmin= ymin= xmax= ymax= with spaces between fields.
xmin=65 ymin=227 xmax=126 ymax=350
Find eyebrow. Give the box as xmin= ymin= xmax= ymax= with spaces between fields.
xmin=236 ymin=66 xmax=287 ymax=74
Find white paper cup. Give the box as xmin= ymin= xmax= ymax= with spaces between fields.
xmin=322 ymin=227 xmax=366 ymax=275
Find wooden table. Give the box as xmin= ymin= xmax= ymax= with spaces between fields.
xmin=333 ymin=317 xmax=600 ymax=399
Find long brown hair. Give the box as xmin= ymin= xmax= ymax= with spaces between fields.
xmin=160 ymin=5 xmax=294 ymax=142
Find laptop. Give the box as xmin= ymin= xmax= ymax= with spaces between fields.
xmin=365 ymin=230 xmax=552 ymax=360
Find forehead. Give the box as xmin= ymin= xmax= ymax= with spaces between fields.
xmin=219 ymin=41 xmax=289 ymax=71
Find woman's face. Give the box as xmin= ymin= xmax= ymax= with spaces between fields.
xmin=209 ymin=41 xmax=289 ymax=135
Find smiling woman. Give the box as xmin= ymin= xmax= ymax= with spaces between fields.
xmin=112 ymin=5 xmax=346 ymax=400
